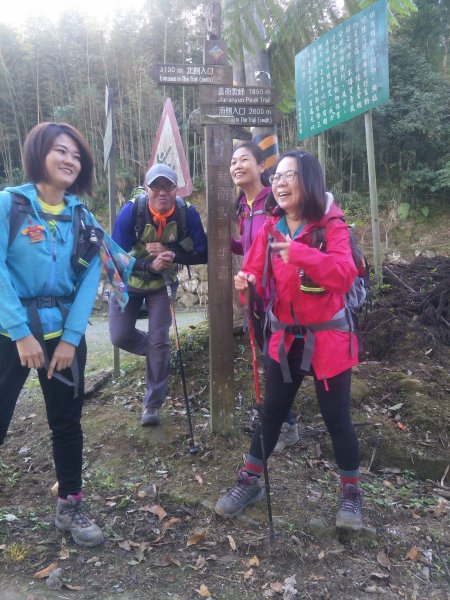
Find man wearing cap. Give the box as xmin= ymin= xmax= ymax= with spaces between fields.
xmin=109 ymin=164 xmax=207 ymax=426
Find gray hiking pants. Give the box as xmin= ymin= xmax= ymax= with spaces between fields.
xmin=108 ymin=287 xmax=175 ymax=409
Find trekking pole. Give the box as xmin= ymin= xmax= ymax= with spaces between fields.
xmin=163 ymin=271 xmax=199 ymax=456
xmin=245 ymin=281 xmax=275 ymax=543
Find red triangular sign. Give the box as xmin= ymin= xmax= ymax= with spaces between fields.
xmin=148 ymin=98 xmax=193 ymax=198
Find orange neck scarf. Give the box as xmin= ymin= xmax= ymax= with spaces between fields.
xmin=148 ymin=203 xmax=175 ymax=240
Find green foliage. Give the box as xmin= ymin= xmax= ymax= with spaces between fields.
xmin=358 ymin=0 xmax=417 ymax=28
xmin=222 ymin=0 xmax=284 ymax=62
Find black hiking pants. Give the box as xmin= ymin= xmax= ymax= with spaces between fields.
xmin=248 ymin=337 xmax=360 ymax=472
xmin=0 ymin=335 xmax=86 ymax=497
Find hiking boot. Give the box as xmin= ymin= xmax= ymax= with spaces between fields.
xmin=215 ymin=469 xmax=264 ymax=518
xmin=335 ymin=484 xmax=363 ymax=530
xmin=273 ymin=422 xmax=300 ymax=454
xmin=55 ymin=495 xmax=104 ymax=547
xmin=141 ymin=407 xmax=160 ymax=426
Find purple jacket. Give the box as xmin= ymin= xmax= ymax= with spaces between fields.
xmin=231 ymin=186 xmax=274 ymax=310
xmin=231 ymin=186 xmax=270 ymax=256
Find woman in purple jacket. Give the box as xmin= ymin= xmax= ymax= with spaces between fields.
xmin=230 ymin=141 xmax=299 ymax=453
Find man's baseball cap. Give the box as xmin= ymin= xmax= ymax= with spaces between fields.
xmin=145 ymin=164 xmax=177 ymax=187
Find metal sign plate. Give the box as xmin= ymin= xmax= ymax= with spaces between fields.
xmin=295 ymin=0 xmax=389 ymax=140
xmin=199 ymin=105 xmax=280 ymax=126
xmin=199 ymin=85 xmax=279 ymax=106
xmin=152 ymin=63 xmax=233 ymax=85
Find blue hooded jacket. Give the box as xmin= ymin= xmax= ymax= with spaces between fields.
xmin=0 ymin=183 xmax=101 ymax=346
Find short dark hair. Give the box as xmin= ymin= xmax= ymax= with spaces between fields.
xmin=265 ymin=149 xmax=327 ymax=221
xmin=23 ymin=122 xmax=94 ymax=196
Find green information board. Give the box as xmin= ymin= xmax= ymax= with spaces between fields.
xmin=295 ymin=0 xmax=389 ymax=141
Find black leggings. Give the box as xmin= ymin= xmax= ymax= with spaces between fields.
xmin=249 ymin=338 xmax=360 ymax=472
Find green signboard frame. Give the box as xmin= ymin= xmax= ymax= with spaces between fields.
xmin=295 ymin=0 xmax=389 ymax=141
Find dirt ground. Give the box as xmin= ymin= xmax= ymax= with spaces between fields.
xmin=1 ymin=253 xmax=449 ymax=599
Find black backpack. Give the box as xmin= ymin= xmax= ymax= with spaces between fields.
xmin=8 ymin=192 xmax=103 ymax=275
xmin=306 ymin=218 xmax=370 ymax=312
xmin=131 ymin=193 xmax=188 ymax=245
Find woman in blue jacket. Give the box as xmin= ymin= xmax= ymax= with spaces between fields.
xmin=0 ymin=122 xmax=103 ymax=548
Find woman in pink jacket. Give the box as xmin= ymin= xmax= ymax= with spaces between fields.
xmin=230 ymin=141 xmax=299 ymax=453
xmin=216 ymin=149 xmax=362 ymax=530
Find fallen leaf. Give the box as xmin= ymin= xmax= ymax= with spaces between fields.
xmin=383 ymin=480 xmax=395 ymax=490
xmin=194 ymin=555 xmax=206 ymax=570
xmin=270 ymin=581 xmax=283 ymax=593
xmin=4 ymin=514 xmax=18 ymax=522
xmin=153 ymin=554 xmax=174 ymax=567
xmin=227 ymin=535 xmax=237 ymax=551
xmin=135 ymin=542 xmax=148 ymax=563
xmin=63 ymin=583 xmax=85 ymax=591
xmin=318 ymin=551 xmax=325 ymax=560
xmin=406 ymin=546 xmax=421 ymax=561
xmin=163 ymin=517 xmax=182 ymax=530
xmin=248 ymin=555 xmax=260 ymax=567
xmin=33 ymin=563 xmax=59 ymax=580
xmin=198 ymin=583 xmax=211 ymax=598
xmin=195 ymin=474 xmax=203 ymax=484
xmin=377 ymin=550 xmax=391 ymax=570
xmin=388 ymin=403 xmax=404 ymax=412
xmin=396 ymin=422 xmax=407 ymax=431
xmin=59 ymin=539 xmax=70 ymax=560
xmin=364 ymin=585 xmax=386 ymax=594
xmin=118 ymin=540 xmax=132 ymax=552
xmin=187 ymin=529 xmax=206 ymax=547
xmin=243 ymin=568 xmax=253 ymax=580
xmin=50 ymin=482 xmax=59 ymax=497
xmin=140 ymin=504 xmax=167 ymax=521
xmin=410 ymin=511 xmax=421 ymax=520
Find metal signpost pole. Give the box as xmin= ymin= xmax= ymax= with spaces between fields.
xmin=104 ymin=86 xmax=120 ymax=378
xmin=365 ymin=110 xmax=382 ymax=282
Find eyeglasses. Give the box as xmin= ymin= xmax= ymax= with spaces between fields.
xmin=148 ymin=182 xmax=176 ymax=192
xmin=269 ymin=170 xmax=299 ymax=185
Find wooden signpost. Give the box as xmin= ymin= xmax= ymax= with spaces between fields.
xmin=151 ymin=5 xmax=278 ymax=435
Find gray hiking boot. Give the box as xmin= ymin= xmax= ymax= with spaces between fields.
xmin=335 ymin=484 xmax=363 ymax=530
xmin=215 ymin=469 xmax=264 ymax=518
xmin=273 ymin=422 xmax=300 ymax=453
xmin=55 ymin=495 xmax=104 ymax=547
xmin=141 ymin=407 xmax=161 ymax=426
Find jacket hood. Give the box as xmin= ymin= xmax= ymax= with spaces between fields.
xmin=317 ymin=192 xmax=345 ymax=226
xmin=4 ymin=182 xmax=82 ymax=208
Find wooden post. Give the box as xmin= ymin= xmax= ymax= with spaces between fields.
xmin=204 ymin=2 xmax=235 ymax=435
xmin=364 ymin=110 xmax=383 ymax=283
